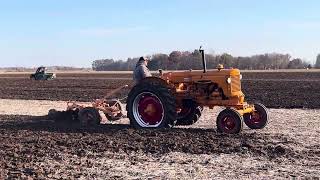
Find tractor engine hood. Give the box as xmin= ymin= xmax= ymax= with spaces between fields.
xmin=161 ymin=69 xmax=241 ymax=81
xmin=160 ymin=68 xmax=243 ymax=99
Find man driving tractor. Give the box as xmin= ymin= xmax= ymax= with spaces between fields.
xmin=133 ymin=57 xmax=152 ymax=83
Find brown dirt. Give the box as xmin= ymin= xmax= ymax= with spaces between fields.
xmin=0 ymin=71 xmax=320 ymax=108
xmin=0 ymin=78 xmax=131 ymax=102
xmin=0 ymin=107 xmax=319 ymax=179
xmin=0 ymin=71 xmax=319 ymax=179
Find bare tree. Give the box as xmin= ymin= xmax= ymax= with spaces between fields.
xmin=91 ymin=50 xmax=311 ymax=71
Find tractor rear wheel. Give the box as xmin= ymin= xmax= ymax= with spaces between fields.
xmin=78 ymin=107 xmax=101 ymax=126
xmin=244 ymin=103 xmax=268 ymax=129
xmin=176 ymin=105 xmax=203 ymax=126
xmin=127 ymin=81 xmax=176 ymax=128
xmin=216 ymin=108 xmax=243 ymax=134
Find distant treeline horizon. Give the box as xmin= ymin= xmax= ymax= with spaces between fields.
xmin=93 ymin=50 xmax=320 ymax=71
xmin=2 ymin=50 xmax=320 ymax=71
xmin=0 ymin=66 xmax=90 ymax=72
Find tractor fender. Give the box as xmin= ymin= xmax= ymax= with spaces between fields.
xmin=140 ymin=77 xmax=170 ymax=87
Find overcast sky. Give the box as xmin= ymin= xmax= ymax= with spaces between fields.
xmin=0 ymin=0 xmax=319 ymax=67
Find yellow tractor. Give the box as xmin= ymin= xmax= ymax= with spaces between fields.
xmin=126 ymin=47 xmax=268 ymax=134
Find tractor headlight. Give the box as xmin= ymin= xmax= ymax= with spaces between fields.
xmin=226 ymin=77 xmax=232 ymax=84
xmin=239 ymin=74 xmax=242 ymax=80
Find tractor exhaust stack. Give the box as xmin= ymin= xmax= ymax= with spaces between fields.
xmin=199 ymin=46 xmax=207 ymax=73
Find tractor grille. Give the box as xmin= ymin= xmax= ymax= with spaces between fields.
xmin=231 ymin=76 xmax=241 ymax=92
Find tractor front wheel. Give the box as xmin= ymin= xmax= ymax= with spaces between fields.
xmin=244 ymin=103 xmax=268 ymax=129
xmin=216 ymin=108 xmax=243 ymax=134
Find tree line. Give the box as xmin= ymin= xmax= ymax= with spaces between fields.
xmin=92 ymin=50 xmax=319 ymax=71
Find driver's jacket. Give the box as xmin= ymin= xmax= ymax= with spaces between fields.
xmin=133 ymin=62 xmax=152 ymax=83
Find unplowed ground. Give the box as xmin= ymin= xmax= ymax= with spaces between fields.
xmin=0 ymin=71 xmax=319 ymax=179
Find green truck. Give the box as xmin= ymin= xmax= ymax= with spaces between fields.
xmin=30 ymin=66 xmax=56 ymax=80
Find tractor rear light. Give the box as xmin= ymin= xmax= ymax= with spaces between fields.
xmin=226 ymin=77 xmax=232 ymax=84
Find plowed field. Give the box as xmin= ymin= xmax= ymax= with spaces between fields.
xmin=0 ymin=71 xmax=319 ymax=179
xmin=0 ymin=71 xmax=320 ymax=108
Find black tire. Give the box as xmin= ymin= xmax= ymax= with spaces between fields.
xmin=244 ymin=103 xmax=268 ymax=129
xmin=216 ymin=108 xmax=243 ymax=134
xmin=78 ymin=107 xmax=101 ymax=126
xmin=126 ymin=81 xmax=176 ymax=128
xmin=176 ymin=104 xmax=203 ymax=126
xmin=48 ymin=109 xmax=58 ymax=120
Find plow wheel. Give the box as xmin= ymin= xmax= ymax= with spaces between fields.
xmin=216 ymin=108 xmax=243 ymax=134
xmin=244 ymin=103 xmax=269 ymax=129
xmin=78 ymin=107 xmax=101 ymax=126
xmin=176 ymin=104 xmax=203 ymax=126
xmin=48 ymin=109 xmax=58 ymax=120
xmin=127 ymin=81 xmax=176 ymax=128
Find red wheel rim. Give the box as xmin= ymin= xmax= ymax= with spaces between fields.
xmin=133 ymin=92 xmax=164 ymax=127
xmin=250 ymin=112 xmax=261 ymax=124
xmin=222 ymin=117 xmax=236 ymax=132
